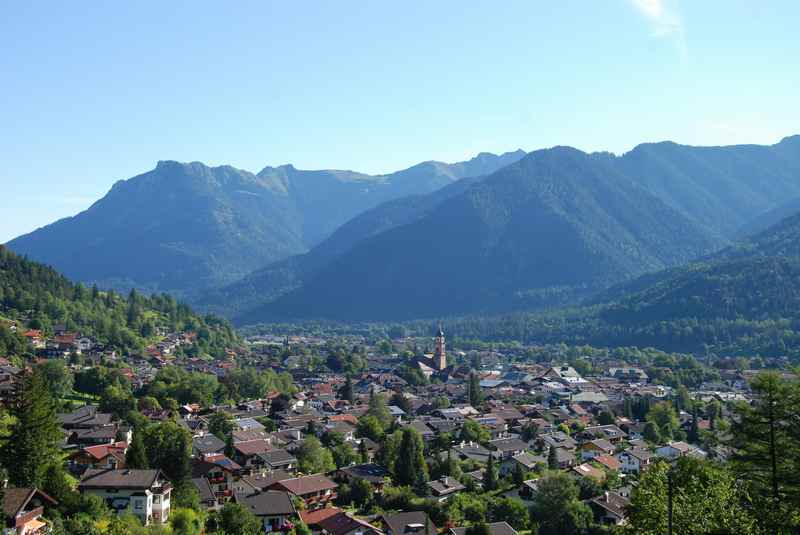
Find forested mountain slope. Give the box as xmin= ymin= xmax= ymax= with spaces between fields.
xmin=240 ymin=146 xmax=723 ymax=322
xmin=0 ymin=245 xmax=236 ymax=357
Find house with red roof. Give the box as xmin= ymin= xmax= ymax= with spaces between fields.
xmin=68 ymin=441 xmax=128 ymax=474
xmin=23 ymin=330 xmax=44 ymax=349
xmin=301 ymin=507 xmax=383 ymax=535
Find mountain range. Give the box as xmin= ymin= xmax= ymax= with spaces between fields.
xmin=235 ymin=146 xmax=725 ymax=322
xmin=7 ymin=136 xmax=800 ymax=326
xmin=6 ymin=150 xmax=525 ymax=294
xmin=222 ymin=136 xmax=800 ymax=324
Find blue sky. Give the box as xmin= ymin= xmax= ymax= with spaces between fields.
xmin=1 ymin=0 xmax=798 ymax=242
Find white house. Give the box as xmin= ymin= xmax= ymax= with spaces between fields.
xmin=617 ymin=447 xmax=655 ymax=474
xmin=656 ymin=441 xmax=694 ymax=460
xmin=78 ymin=469 xmax=171 ymax=525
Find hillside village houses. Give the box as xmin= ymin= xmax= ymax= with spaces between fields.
xmin=0 ymin=322 xmax=765 ymax=533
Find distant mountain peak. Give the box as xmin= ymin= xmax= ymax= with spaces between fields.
xmin=778 ymin=134 xmax=800 ymax=146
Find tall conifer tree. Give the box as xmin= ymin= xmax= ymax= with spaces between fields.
xmin=2 ymin=370 xmax=62 ymax=487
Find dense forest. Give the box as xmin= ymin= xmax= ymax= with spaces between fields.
xmin=0 ymin=245 xmax=238 ymax=358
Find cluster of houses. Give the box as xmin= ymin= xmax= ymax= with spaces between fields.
xmin=0 ymin=328 xmax=763 ymax=534
xmin=17 ymin=324 xmax=200 ymax=365
xmin=31 ymin=363 xmax=711 ymax=531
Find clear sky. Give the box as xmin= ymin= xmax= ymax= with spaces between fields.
xmin=1 ymin=1 xmax=798 ymax=243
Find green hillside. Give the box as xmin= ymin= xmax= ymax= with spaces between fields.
xmin=0 ymin=245 xmax=237 ymax=358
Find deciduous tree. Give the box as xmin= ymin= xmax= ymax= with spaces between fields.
xmin=624 ymin=458 xmax=759 ymax=535
xmin=530 ymin=472 xmax=592 ymax=535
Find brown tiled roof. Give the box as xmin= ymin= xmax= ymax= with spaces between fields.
xmin=318 ymin=511 xmax=382 ymax=535
xmin=591 ymin=491 xmax=630 ymax=519
xmin=300 ymin=506 xmax=343 ymax=526
xmin=274 ymin=474 xmax=338 ymax=496
xmin=241 ymin=469 xmax=292 ymax=492
xmin=80 ymin=441 xmax=128 ymax=461
xmin=594 ymin=454 xmax=622 ymax=471
xmin=79 ymin=469 xmax=162 ymax=490
xmin=572 ymin=463 xmax=605 ymax=481
xmin=3 ymin=488 xmax=35 ymax=519
xmin=328 ymin=414 xmax=359 ymax=425
xmin=235 ymin=439 xmax=270 ymax=456
xmin=2 ymin=487 xmax=57 ymax=520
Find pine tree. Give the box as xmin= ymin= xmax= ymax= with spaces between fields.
xmin=126 ymin=427 xmax=149 ymax=469
xmin=394 ymin=428 xmax=428 ymax=487
xmin=225 ymin=432 xmax=235 ymax=459
xmin=2 ymin=370 xmax=63 ymax=487
xmin=306 ymin=420 xmax=318 ymax=436
xmin=469 ymin=371 xmax=482 ymax=408
xmin=687 ymin=414 xmax=700 ymax=444
xmin=521 ymin=421 xmax=539 ymax=442
xmin=729 ymin=372 xmax=798 ymax=522
xmin=623 ymin=397 xmax=633 ymax=419
xmin=483 ymin=454 xmax=498 ymax=491
xmin=513 ymin=460 xmax=526 ymax=486
xmin=548 ymin=445 xmax=559 ymax=470
xmin=340 ymin=375 xmax=355 ymax=404
xmin=358 ymin=439 xmax=369 ymax=462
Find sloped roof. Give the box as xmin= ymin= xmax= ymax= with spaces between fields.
xmin=191 ymin=478 xmax=215 ymax=504
xmin=235 ymin=439 xmax=270 ymax=456
xmin=79 ymin=469 xmax=162 ymax=490
xmin=300 ymin=506 xmax=343 ymax=526
xmin=318 ymin=511 xmax=383 ymax=535
xmin=451 ymin=522 xmax=518 ymax=535
xmin=2 ymin=488 xmax=56 ymax=519
xmin=275 ymin=474 xmax=338 ymax=496
xmin=259 ymin=448 xmax=296 ymax=466
xmin=382 ymin=511 xmax=437 ymax=535
xmin=235 ymin=490 xmax=295 ymax=516
xmin=339 ymin=463 xmax=390 ymax=483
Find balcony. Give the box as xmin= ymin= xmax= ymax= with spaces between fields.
xmin=14 ymin=507 xmax=44 ymax=528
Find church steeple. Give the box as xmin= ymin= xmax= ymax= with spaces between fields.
xmin=434 ymin=324 xmax=446 ymax=371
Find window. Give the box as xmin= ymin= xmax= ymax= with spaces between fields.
xmin=135 ymin=501 xmax=143 ymax=510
